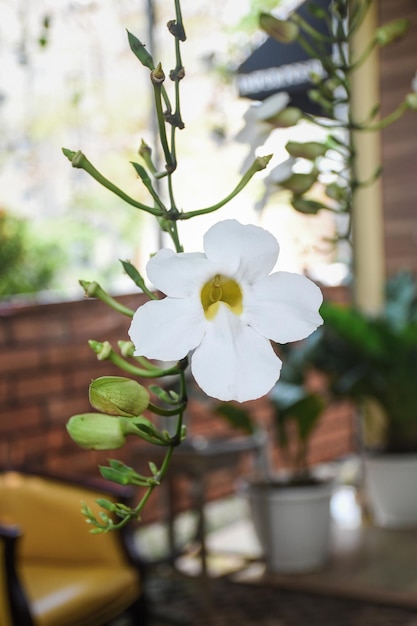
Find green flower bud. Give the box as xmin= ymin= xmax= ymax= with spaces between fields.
xmin=375 ymin=18 xmax=409 ymax=47
xmin=67 ymin=414 xmax=128 ymax=450
xmin=291 ymin=197 xmax=323 ymax=214
xmin=89 ymin=376 xmax=150 ymax=417
xmin=139 ymin=139 xmax=152 ymax=158
xmin=406 ymin=93 xmax=417 ymax=110
xmin=325 ymin=182 xmax=346 ymax=202
xmin=253 ymin=154 xmax=273 ymax=172
xmin=118 ymin=340 xmax=136 ymax=358
xmin=286 ymin=141 xmax=328 ymax=160
xmin=151 ymin=62 xmax=165 ymax=85
xmin=267 ymin=107 xmax=303 ymax=127
xmin=259 ymin=13 xmax=299 ymax=43
xmin=88 ymin=340 xmax=112 ymax=361
xmin=280 ymin=170 xmax=318 ymax=195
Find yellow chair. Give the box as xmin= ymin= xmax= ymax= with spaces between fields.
xmin=0 ymin=470 xmax=148 ymax=626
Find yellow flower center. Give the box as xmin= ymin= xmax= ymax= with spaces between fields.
xmin=201 ymin=274 xmax=243 ymax=320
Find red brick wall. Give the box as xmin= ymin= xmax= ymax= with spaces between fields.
xmin=379 ymin=0 xmax=417 ymax=277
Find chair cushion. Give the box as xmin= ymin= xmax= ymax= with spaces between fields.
xmin=19 ymin=562 xmax=140 ymax=626
xmin=0 ymin=472 xmax=129 ymax=566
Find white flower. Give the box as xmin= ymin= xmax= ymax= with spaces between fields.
xmin=236 ymin=92 xmax=290 ymax=173
xmin=129 ymin=220 xmax=323 ymax=402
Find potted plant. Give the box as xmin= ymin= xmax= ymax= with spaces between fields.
xmin=312 ymin=272 xmax=417 ymax=528
xmin=217 ymin=335 xmax=333 ymax=574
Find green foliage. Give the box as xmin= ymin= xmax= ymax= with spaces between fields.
xmin=269 ymin=336 xmax=326 ymax=478
xmin=257 ymin=1 xmax=414 ymax=250
xmin=312 ymin=273 xmax=417 ymax=452
xmin=0 ymin=210 xmax=63 ymax=297
xmin=214 ymin=403 xmax=256 ymax=435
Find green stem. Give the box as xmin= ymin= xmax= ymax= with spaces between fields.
xmin=79 ymin=281 xmax=134 ymax=317
xmin=62 ymin=149 xmax=162 ymax=217
xmin=180 ymin=155 xmax=272 ymax=220
xmin=366 ymin=100 xmax=409 ymax=131
xmin=152 ymin=80 xmax=175 ymax=172
xmin=292 ymin=13 xmax=333 ymax=43
xmin=113 ymin=367 xmax=188 ymax=530
xmin=90 ymin=342 xmax=181 ymax=378
xmin=148 ymin=401 xmax=187 ymax=416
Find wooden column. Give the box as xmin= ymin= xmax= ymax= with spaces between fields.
xmin=350 ymin=0 xmax=385 ymax=314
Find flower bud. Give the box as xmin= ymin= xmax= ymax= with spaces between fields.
xmin=375 ymin=18 xmax=409 ymax=47
xmin=66 ymin=414 xmax=127 ymax=450
xmin=286 ymin=141 xmax=328 ymax=160
xmin=266 ymin=107 xmax=303 ymax=127
xmin=406 ymin=93 xmax=417 ymax=110
xmin=280 ymin=170 xmax=318 ymax=195
xmin=259 ymin=13 xmax=299 ymax=43
xmin=88 ymin=340 xmax=112 ymax=361
xmin=139 ymin=140 xmax=152 ymax=160
xmin=291 ymin=197 xmax=322 ymax=214
xmin=89 ymin=376 xmax=150 ymax=417
xmin=151 ymin=62 xmax=165 ymax=85
xmin=118 ymin=340 xmax=136 ymax=358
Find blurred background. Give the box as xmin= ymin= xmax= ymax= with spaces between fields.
xmin=0 ymin=0 xmax=353 ymax=302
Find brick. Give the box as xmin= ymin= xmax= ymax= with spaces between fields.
xmin=0 ymin=375 xmax=10 ymax=404
xmin=46 ymin=394 xmax=91 ymax=423
xmin=0 ymin=404 xmax=43 ymax=434
xmin=43 ymin=342 xmax=93 ymax=368
xmin=0 ymin=347 xmax=42 ymax=375
xmin=0 ymin=316 xmax=12 ymax=347
xmin=10 ymin=314 xmax=71 ymax=344
xmin=15 ymin=370 xmax=66 ymax=401
xmin=69 ymin=306 xmax=131 ymax=342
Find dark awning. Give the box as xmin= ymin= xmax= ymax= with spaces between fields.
xmin=236 ymin=0 xmax=333 ymax=116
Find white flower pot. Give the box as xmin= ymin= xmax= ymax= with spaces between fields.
xmin=243 ymin=479 xmax=333 ymax=573
xmin=364 ymin=454 xmax=417 ymax=528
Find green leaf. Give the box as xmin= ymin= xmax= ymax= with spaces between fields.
xmin=120 ymin=259 xmax=148 ymax=291
xmin=99 ymin=466 xmax=131 ymax=486
xmin=214 ymin=403 xmax=255 ymax=435
xmin=273 ymin=390 xmax=324 ymax=447
xmin=126 ymin=30 xmax=154 ymax=70
xmin=95 ymin=498 xmax=117 ymax=512
xmin=149 ymin=385 xmax=180 ymax=404
xmin=321 ymin=302 xmax=377 ymax=351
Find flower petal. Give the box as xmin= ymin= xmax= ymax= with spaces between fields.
xmin=147 ymin=248 xmax=213 ymax=297
xmin=244 ymin=271 xmax=323 ymax=343
xmin=203 ymin=220 xmax=279 ymax=284
xmin=129 ymin=296 xmax=206 ymax=361
xmin=190 ymin=304 xmax=282 ymax=402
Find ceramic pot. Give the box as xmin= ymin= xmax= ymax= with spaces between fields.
xmin=364 ymin=454 xmax=417 ymax=528
xmin=243 ymin=479 xmax=333 ymax=573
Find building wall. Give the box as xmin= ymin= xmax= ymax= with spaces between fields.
xmin=379 ymin=0 xmax=417 ymax=277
